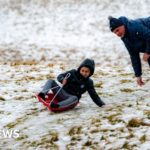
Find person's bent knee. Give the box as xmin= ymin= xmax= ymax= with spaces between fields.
xmin=48 ymin=79 xmax=55 ymax=82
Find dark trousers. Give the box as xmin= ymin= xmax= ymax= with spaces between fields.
xmin=41 ymin=79 xmax=78 ymax=107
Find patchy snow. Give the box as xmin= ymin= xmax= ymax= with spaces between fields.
xmin=0 ymin=0 xmax=150 ymax=149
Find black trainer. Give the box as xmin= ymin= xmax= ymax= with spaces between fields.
xmin=51 ymin=102 xmax=59 ymax=108
xmin=38 ymin=92 xmax=46 ymax=101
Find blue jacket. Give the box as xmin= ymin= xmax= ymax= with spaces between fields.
xmin=119 ymin=16 xmax=150 ymax=77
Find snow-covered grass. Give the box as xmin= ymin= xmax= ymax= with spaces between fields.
xmin=0 ymin=0 xmax=150 ymax=149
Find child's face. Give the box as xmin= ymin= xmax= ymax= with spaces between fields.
xmin=80 ymin=67 xmax=91 ymax=78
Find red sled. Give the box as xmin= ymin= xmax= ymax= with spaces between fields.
xmin=36 ymin=93 xmax=79 ymax=112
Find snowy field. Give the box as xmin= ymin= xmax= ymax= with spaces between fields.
xmin=0 ymin=0 xmax=150 ymax=149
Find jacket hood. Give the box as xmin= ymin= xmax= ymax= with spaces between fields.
xmin=77 ymin=58 xmax=95 ymax=77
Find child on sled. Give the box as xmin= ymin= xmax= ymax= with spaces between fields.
xmin=38 ymin=58 xmax=105 ymax=110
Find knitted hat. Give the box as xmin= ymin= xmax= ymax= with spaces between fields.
xmin=108 ymin=16 xmax=124 ymax=31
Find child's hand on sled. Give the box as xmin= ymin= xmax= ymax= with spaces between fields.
xmin=62 ymin=79 xmax=67 ymax=86
xmin=136 ymin=77 xmax=144 ymax=86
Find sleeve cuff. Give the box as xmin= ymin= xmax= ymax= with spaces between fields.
xmin=135 ymin=74 xmax=142 ymax=77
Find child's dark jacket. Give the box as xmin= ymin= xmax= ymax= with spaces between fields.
xmin=57 ymin=59 xmax=105 ymax=107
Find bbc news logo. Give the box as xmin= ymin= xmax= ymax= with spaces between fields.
xmin=0 ymin=129 xmax=20 ymax=139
